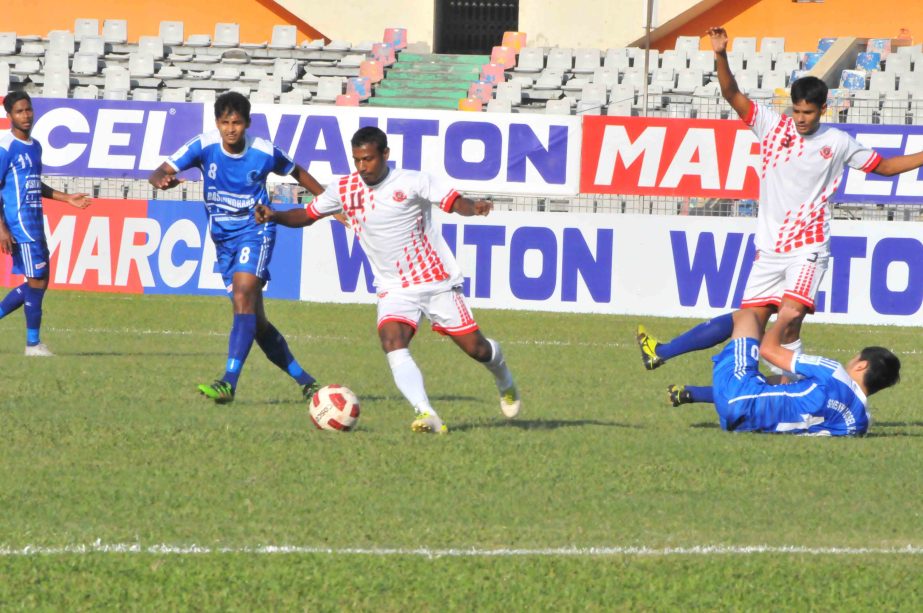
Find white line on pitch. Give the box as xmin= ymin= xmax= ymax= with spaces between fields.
xmin=2 ymin=542 xmax=922 ymax=558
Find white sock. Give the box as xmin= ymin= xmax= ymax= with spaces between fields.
xmin=485 ymin=338 xmax=514 ymax=391
xmin=765 ymin=339 xmax=803 ymax=379
xmin=386 ymin=349 xmax=435 ymax=415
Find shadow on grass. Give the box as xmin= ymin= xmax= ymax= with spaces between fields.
xmin=450 ymin=418 xmax=640 ymax=432
xmin=690 ymin=422 xmax=721 ymax=429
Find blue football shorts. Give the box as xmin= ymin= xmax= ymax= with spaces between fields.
xmin=11 ymin=240 xmax=50 ymax=279
xmin=215 ymin=230 xmax=274 ymax=290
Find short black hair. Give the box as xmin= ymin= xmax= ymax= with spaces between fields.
xmin=790 ymin=76 xmax=828 ymax=108
xmin=860 ymin=346 xmax=901 ymax=395
xmin=214 ymin=91 xmax=251 ymax=122
xmin=351 ymin=126 xmax=388 ymax=153
xmin=3 ymin=91 xmax=31 ymax=114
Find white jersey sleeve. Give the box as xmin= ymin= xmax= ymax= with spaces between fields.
xmin=305 ymin=180 xmax=345 ymax=220
xmin=415 ymin=173 xmax=461 ymax=212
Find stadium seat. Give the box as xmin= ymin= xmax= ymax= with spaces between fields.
xmin=128 ymin=53 xmax=155 ymax=78
xmin=78 ymin=35 xmax=106 ymax=57
xmin=774 ymin=52 xmax=800 ymax=74
xmin=338 ymin=54 xmax=366 ymax=69
xmin=495 ymin=81 xmax=522 ymax=106
xmin=898 ymin=72 xmax=923 ymax=94
xmin=606 ymin=98 xmax=632 ymax=116
xmin=884 ymin=53 xmax=911 ymax=74
xmin=546 ymin=48 xmax=574 ymax=72
xmin=325 ymin=40 xmax=352 ymax=51
xmin=485 ymin=99 xmax=511 ymax=113
xmin=132 ymin=88 xmax=159 ymax=102
xmin=257 ymin=75 xmax=283 ymax=96
xmin=457 ymin=96 xmax=482 ymax=112
xmin=867 ymin=38 xmax=892 ymax=59
xmin=0 ymin=61 xmax=8 ymax=92
xmin=502 ymin=31 xmax=527 ymax=52
xmin=760 ymin=70 xmax=787 ymax=90
xmin=42 ymin=67 xmax=71 ymax=98
xmin=72 ymin=51 xmax=100 ymax=75
xmin=747 ymin=51 xmax=773 ymax=75
xmin=240 ymin=66 xmax=268 ymax=81
xmin=760 ymin=37 xmax=785 ymax=59
xmin=846 ymin=90 xmax=878 ymax=123
xmin=48 ymin=30 xmax=75 ymax=56
xmin=103 ymin=65 xmax=130 ymax=97
xmin=674 ymin=36 xmax=700 ymax=54
xmin=250 ymin=90 xmax=275 ymax=104
xmin=803 ymin=52 xmax=824 ymax=70
xmin=160 ymin=87 xmax=187 ymax=102
xmin=604 ymin=48 xmax=630 ymax=71
xmin=544 ymin=98 xmax=571 ymax=115
xmin=279 ymin=90 xmax=305 ymax=105
xmin=580 ymin=82 xmax=607 ymax=106
xmin=185 ymin=34 xmax=211 ymax=47
xmin=371 ymin=42 xmax=395 ymax=66
xmin=103 ymin=19 xmax=128 ymax=44
xmin=879 ymin=97 xmax=908 ymax=124
xmin=10 ymin=58 xmax=40 ymax=80
xmin=269 ymin=25 xmax=297 ymax=50
xmin=138 ymin=36 xmax=165 ymax=60
xmin=817 ymin=37 xmax=836 ymax=52
xmin=725 ymin=51 xmax=744 ymax=73
xmin=74 ymin=18 xmax=99 ymax=41
xmin=220 ymin=48 xmax=250 ymax=64
xmin=572 ymin=48 xmax=601 ymax=74
xmin=346 ymin=76 xmax=371 ymax=100
xmin=620 ymin=68 xmax=646 ymax=91
xmin=490 ymin=45 xmax=516 ymax=68
xmin=675 ymin=68 xmax=704 ymax=92
xmin=856 ymin=52 xmax=881 ymax=72
xmin=44 ymin=50 xmax=69 ymax=72
xmin=591 ymin=67 xmax=618 ymax=90
xmin=651 ymin=68 xmax=676 ymax=89
xmin=103 ymin=88 xmax=128 ymax=101
xmin=190 ymin=89 xmax=216 ymax=104
xmin=480 ymin=62 xmax=505 ymax=84
xmin=468 ymin=81 xmax=494 ymax=103
xmin=213 ymin=64 xmax=241 ymax=81
xmin=359 ymin=60 xmax=384 ymax=83
xmin=0 ymin=32 xmax=16 ymax=56
xmin=159 ymin=21 xmax=184 ymax=46
xmin=335 ymin=92 xmax=359 ymax=106
xmin=273 ymin=58 xmax=300 ymax=82
xmin=214 ymin=23 xmax=240 ymax=48
xmin=839 ymin=69 xmax=866 ymax=90
xmin=514 ymin=47 xmax=544 ymax=73
xmin=732 ymin=37 xmax=757 ymax=55
xmin=315 ymin=77 xmax=344 ymax=102
xmin=562 ymin=76 xmax=588 ymax=96
xmin=533 ymin=70 xmax=563 ymax=91
xmin=869 ymin=71 xmax=896 ymax=93
xmin=72 ymin=84 xmax=98 ymax=99
xmin=383 ymin=27 xmax=407 ymax=50
xmin=659 ymin=49 xmax=687 ymax=72
xmin=18 ymin=42 xmax=44 ymax=56
xmin=609 ymin=83 xmax=634 ymax=105
xmin=735 ymin=70 xmax=759 ymax=93
xmin=688 ymin=50 xmax=714 ymax=73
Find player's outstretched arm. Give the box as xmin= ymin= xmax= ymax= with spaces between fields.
xmin=451 ymin=197 xmax=493 ymax=217
xmin=41 ymin=183 xmax=92 ymax=209
xmin=148 ymin=162 xmax=183 ymax=190
xmin=254 ymin=203 xmax=316 ymax=228
xmin=759 ymin=303 xmax=800 ymax=374
xmin=290 ymin=164 xmax=325 ymax=197
xmin=707 ymin=27 xmax=752 ymax=120
xmin=872 ymin=150 xmax=923 ymax=176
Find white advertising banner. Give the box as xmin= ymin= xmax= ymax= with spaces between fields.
xmin=295 ymin=212 xmax=923 ymax=326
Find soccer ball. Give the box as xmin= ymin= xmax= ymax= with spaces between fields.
xmin=309 ymin=384 xmax=360 ymax=432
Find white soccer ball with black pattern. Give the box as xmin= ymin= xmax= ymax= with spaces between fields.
xmin=309 ymin=384 xmax=360 ymax=432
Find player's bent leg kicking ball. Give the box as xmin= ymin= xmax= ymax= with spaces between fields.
xmin=378 ymin=285 xmax=519 ymax=434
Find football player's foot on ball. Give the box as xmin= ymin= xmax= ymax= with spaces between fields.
xmin=411 ymin=411 xmax=448 ymax=434
xmin=24 ymin=342 xmax=54 ymax=357
xmin=499 ymin=383 xmax=521 ymax=418
xmin=667 ymin=384 xmax=693 ymax=408
xmin=302 ymin=381 xmax=323 ymax=401
xmin=198 ymin=379 xmax=235 ymax=404
xmin=636 ymin=324 xmax=664 ymax=371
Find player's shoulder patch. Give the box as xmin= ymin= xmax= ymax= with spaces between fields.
xmin=0 ymin=131 xmax=14 ymax=151
xmin=249 ymin=136 xmax=276 ymax=157
xmin=200 ymin=131 xmax=222 ymax=147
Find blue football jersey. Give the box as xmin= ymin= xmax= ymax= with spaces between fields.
xmin=166 ymin=132 xmax=295 ymax=242
xmin=0 ymin=133 xmax=45 ymax=243
xmin=715 ymin=339 xmax=870 ymax=436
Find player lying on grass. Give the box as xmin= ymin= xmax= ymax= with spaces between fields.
xmin=255 ymin=126 xmax=520 ymax=434
xmin=0 ymin=91 xmax=91 ymax=356
xmin=636 ymin=27 xmax=923 ymax=378
xmin=664 ymin=302 xmax=900 ymax=436
xmin=149 ymin=91 xmax=325 ymax=405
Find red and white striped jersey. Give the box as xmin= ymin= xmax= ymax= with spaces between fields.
xmin=308 ymin=168 xmax=463 ymax=292
xmin=745 ymin=102 xmax=881 ymax=255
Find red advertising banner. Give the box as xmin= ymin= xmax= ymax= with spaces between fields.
xmin=580 ymin=115 xmax=762 ymax=198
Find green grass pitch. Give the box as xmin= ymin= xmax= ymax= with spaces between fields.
xmin=0 ymin=292 xmax=921 ymax=610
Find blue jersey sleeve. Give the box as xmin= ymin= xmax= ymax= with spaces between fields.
xmin=0 ymin=146 xmax=10 ymax=190
xmin=792 ymin=354 xmax=841 ymax=383
xmin=166 ymin=135 xmax=204 ymax=172
xmin=271 ymin=145 xmax=296 ymax=177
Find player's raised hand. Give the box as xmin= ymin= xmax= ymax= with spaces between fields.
xmin=254 ymin=204 xmax=274 ymax=224
xmin=64 ymin=193 xmax=92 ymax=209
xmin=707 ymin=27 xmax=729 ymax=54
xmin=473 ymin=199 xmax=493 ymax=216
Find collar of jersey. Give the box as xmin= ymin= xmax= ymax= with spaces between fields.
xmin=219 ymin=135 xmax=252 ymax=159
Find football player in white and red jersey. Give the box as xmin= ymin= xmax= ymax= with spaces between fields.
xmin=635 ymin=27 xmax=923 ymax=392
xmin=256 ymin=126 xmax=520 ymax=434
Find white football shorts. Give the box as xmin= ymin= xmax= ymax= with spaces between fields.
xmin=376 ymin=285 xmax=480 ymax=336
xmin=740 ymin=249 xmax=829 ymax=312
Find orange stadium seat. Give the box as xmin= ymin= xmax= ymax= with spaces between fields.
xmin=383 ymin=27 xmax=407 ymax=50
xmin=359 ymin=60 xmax=384 ymax=83
xmin=336 ymin=92 xmax=360 ymax=106
xmin=480 ymin=62 xmax=505 ymax=84
xmin=468 ymin=81 xmax=494 ymax=103
xmin=490 ymin=45 xmax=516 ymax=67
xmin=501 ymin=31 xmax=527 ymax=52
xmin=371 ymin=42 xmax=395 ymax=66
xmin=458 ymin=97 xmax=483 ymax=112
xmin=346 ymin=76 xmax=371 ymax=100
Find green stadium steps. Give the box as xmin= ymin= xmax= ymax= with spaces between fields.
xmin=370 ymin=52 xmax=493 ymax=110
xmin=374 ymin=87 xmax=467 ymax=100
xmin=367 ymin=97 xmax=463 ymax=110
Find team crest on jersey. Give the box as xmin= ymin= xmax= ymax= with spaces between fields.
xmin=246 ymin=170 xmax=260 ymax=185
xmin=819 ymin=146 xmax=833 ymax=159
xmin=392 ymin=190 xmax=407 ymax=203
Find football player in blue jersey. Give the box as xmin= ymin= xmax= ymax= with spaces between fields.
xmin=149 ymin=91 xmax=325 ymax=404
xmin=666 ymin=303 xmax=900 ymax=436
xmin=0 ymin=91 xmax=91 ymax=356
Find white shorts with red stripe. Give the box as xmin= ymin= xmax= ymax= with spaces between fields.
xmin=377 ymin=285 xmax=479 ymax=337
xmin=740 ymin=249 xmax=829 ymax=313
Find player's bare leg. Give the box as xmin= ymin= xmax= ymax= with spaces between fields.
xmin=379 ymin=321 xmax=445 ymax=433
xmin=761 ymin=299 xmax=808 ymax=380
xmin=450 ymin=330 xmax=520 ymax=419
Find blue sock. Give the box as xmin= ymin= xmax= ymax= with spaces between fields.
xmin=256 ymin=323 xmax=315 ymax=386
xmin=223 ymin=313 xmax=257 ymax=389
xmin=656 ymin=313 xmax=734 ymax=361
xmin=23 ymin=286 xmax=46 ymax=346
xmin=0 ymin=283 xmax=27 ymax=318
xmin=686 ymin=386 xmax=714 ymax=404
